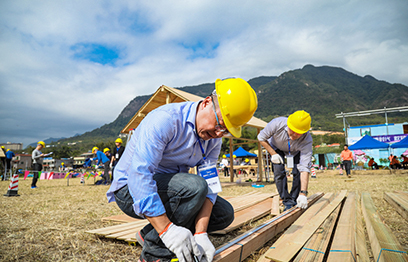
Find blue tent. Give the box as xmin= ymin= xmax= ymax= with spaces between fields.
xmin=225 ymin=147 xmax=257 ymax=158
xmin=391 ymin=135 xmax=408 ymax=148
xmin=348 ymin=135 xmax=389 ymax=150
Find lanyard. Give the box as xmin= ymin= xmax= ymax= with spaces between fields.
xmin=287 ymin=134 xmax=291 ymax=155
xmin=197 ymin=136 xmax=207 ymax=161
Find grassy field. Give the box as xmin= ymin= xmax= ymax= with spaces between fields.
xmin=1 ymin=169 xmax=407 ymax=261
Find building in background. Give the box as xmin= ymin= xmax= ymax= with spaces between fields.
xmin=12 ymin=154 xmax=32 ymax=171
xmin=0 ymin=142 xmax=23 ymax=151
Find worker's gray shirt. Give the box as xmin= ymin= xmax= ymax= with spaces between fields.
xmin=32 ymin=149 xmax=43 ymax=164
xmin=257 ymin=117 xmax=313 ymax=173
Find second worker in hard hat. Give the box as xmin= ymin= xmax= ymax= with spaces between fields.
xmin=107 ymin=78 xmax=258 ymax=262
xmin=91 ymin=147 xmax=111 ymax=185
xmin=258 ymin=110 xmax=313 ymax=211
xmin=110 ymin=138 xmax=125 ymax=181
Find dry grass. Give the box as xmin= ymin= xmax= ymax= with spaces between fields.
xmin=1 ymin=170 xmax=407 ymax=261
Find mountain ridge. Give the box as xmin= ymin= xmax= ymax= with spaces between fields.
xmin=54 ymin=65 xmax=408 ymax=147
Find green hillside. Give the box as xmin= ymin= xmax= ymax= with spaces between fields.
xmin=46 ymin=65 xmax=408 ymax=155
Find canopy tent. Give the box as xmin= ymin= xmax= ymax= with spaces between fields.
xmin=390 ymin=135 xmax=408 ymax=148
xmin=348 ymin=135 xmax=389 ymax=150
xmin=225 ymin=147 xmax=257 ymax=158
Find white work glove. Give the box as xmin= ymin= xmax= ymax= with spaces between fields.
xmin=296 ymin=194 xmax=308 ymax=209
xmin=159 ymin=223 xmax=202 ymax=262
xmin=271 ymin=154 xmax=284 ymax=164
xmin=194 ymin=232 xmax=215 ymax=262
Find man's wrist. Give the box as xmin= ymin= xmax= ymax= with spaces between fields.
xmin=300 ymin=190 xmax=308 ymax=196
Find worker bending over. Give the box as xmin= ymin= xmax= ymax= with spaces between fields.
xmin=107 ymin=78 xmax=258 ymax=262
xmin=258 ymin=110 xmax=313 ymax=211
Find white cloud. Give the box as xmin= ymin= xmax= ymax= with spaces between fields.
xmin=0 ymin=0 xmax=407 ymax=147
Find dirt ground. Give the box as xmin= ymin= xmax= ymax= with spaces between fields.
xmin=1 ymin=169 xmax=407 ymax=261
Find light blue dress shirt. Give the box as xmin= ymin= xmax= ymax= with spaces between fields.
xmin=106 ymin=101 xmax=222 ymax=218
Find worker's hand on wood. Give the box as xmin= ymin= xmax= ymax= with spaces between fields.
xmin=271 ymin=154 xmax=284 ymax=164
xmin=296 ymin=195 xmax=308 ymax=209
xmin=194 ymin=232 xmax=215 ymax=262
xmin=159 ymin=223 xmax=202 ymax=262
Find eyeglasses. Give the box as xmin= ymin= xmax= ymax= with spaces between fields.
xmin=211 ymin=97 xmax=229 ymax=134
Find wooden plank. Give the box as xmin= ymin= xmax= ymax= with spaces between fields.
xmin=384 ymin=192 xmax=408 ymax=222
xmin=228 ymin=192 xmax=277 ymax=212
xmin=270 ymin=195 xmax=280 ymax=216
xmin=355 ymin=193 xmax=370 ymax=262
xmin=212 ymin=198 xmax=273 ymax=234
xmin=327 ymin=192 xmax=357 ymax=262
xmin=213 ymin=193 xmax=324 ymax=262
xmin=361 ymin=192 xmax=408 ymax=262
xmin=101 ymin=214 xmax=139 ymax=223
xmin=294 ymin=204 xmax=341 ymax=262
xmin=263 ymin=190 xmax=347 ymax=262
xmin=85 ymin=220 xmax=148 ymax=235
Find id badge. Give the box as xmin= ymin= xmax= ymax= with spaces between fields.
xmin=197 ymin=161 xmax=222 ymax=194
xmin=287 ymin=155 xmax=294 ymax=168
xmin=115 ymin=153 xmax=119 ymax=159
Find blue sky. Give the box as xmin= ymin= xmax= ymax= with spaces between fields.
xmin=1 ymin=0 xmax=408 ymax=147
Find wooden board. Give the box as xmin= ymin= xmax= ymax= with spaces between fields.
xmin=101 ymin=214 xmax=139 ymax=223
xmin=294 ymin=204 xmax=341 ymax=262
xmin=211 ymin=198 xmax=273 ymax=234
xmin=327 ymin=192 xmax=357 ymax=262
xmin=361 ymin=192 xmax=408 ymax=262
xmin=384 ymin=192 xmax=408 ymax=222
xmin=85 ymin=220 xmax=149 ymax=235
xmin=263 ymin=191 xmax=347 ymax=262
xmin=355 ymin=192 xmax=370 ymax=262
xmin=213 ymin=193 xmax=324 ymax=262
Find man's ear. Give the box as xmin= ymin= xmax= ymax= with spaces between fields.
xmin=200 ymin=96 xmax=212 ymax=109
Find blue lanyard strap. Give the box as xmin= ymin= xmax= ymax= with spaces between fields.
xmin=197 ymin=137 xmax=206 ymax=161
xmin=287 ymin=134 xmax=291 ymax=154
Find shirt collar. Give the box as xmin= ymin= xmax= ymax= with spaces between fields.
xmin=186 ymin=101 xmax=202 ymax=135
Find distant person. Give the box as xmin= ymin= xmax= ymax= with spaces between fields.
xmin=220 ymin=155 xmax=229 ymax=177
xmin=111 ymin=138 xmax=125 ymax=180
xmin=241 ymin=158 xmax=250 ymax=166
xmin=258 ymin=110 xmax=313 ymax=211
xmin=104 ymin=148 xmax=113 ymax=162
xmin=1 ymin=146 xmax=6 ymax=180
xmin=91 ymin=147 xmax=111 ymax=184
xmin=5 ymin=149 xmax=15 ymax=178
xmin=31 ymin=141 xmax=45 ymax=189
xmin=390 ymin=155 xmax=401 ymax=169
xmin=340 ymin=145 xmax=353 ymax=178
xmin=401 ymin=154 xmax=408 ymax=169
xmin=368 ymin=158 xmax=379 ymax=170
xmin=59 ymin=162 xmax=66 ymax=172
xmin=388 ymin=154 xmax=394 ymax=163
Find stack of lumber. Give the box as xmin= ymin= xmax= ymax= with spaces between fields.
xmin=213 ymin=193 xmax=324 ymax=262
xmin=86 ymin=191 xmax=277 ymax=244
xmin=254 ymin=191 xmax=407 ymax=262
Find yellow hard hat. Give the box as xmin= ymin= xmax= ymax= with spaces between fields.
xmin=7 ymin=149 xmax=10 ymax=152
xmin=222 ymin=155 xmax=226 ymax=158
xmin=215 ymin=78 xmax=258 ymax=138
xmin=103 ymin=148 xmax=110 ymax=153
xmin=115 ymin=138 xmax=123 ymax=143
xmin=38 ymin=141 xmax=45 ymax=147
xmin=287 ymin=110 xmax=311 ymax=134
xmin=245 ymin=158 xmax=249 ymax=162
xmin=92 ymin=147 xmax=99 ymax=153
xmin=1 ymin=146 xmax=4 ymax=149
xmin=233 ymin=155 xmax=236 ymax=158
xmin=61 ymin=162 xmax=64 ymax=165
